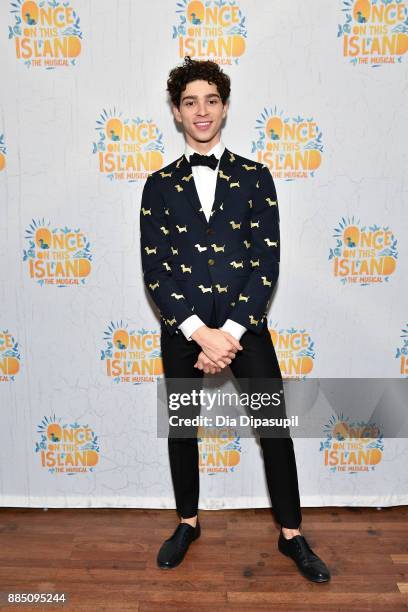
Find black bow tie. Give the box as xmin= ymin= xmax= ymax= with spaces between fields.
xmin=189 ymin=152 xmax=219 ymax=170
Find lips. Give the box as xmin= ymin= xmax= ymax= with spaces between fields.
xmin=194 ymin=121 xmax=212 ymax=131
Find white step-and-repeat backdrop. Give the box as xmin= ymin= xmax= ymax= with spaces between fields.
xmin=1 ymin=0 xmax=407 ymax=509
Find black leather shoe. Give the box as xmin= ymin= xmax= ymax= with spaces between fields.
xmin=278 ymin=528 xmax=330 ymax=582
xmin=157 ymin=520 xmax=201 ymax=569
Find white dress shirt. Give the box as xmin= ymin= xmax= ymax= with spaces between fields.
xmin=177 ymin=140 xmax=247 ymax=342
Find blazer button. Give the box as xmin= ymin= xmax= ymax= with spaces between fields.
xmin=206 ymin=227 xmax=214 ymax=235
xmin=208 ymin=258 xmax=215 ymax=265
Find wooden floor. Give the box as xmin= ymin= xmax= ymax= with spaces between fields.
xmin=0 ymin=506 xmax=407 ymax=611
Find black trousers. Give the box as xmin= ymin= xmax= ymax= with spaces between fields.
xmin=160 ymin=310 xmax=302 ymax=529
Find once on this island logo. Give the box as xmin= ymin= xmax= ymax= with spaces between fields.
xmin=320 ymin=416 xmax=384 ymax=473
xmin=268 ymin=320 xmax=315 ymax=379
xmin=338 ymin=0 xmax=408 ymax=66
xmin=395 ymin=323 xmax=408 ymax=377
xmin=35 ymin=415 xmax=100 ymax=475
xmin=23 ymin=218 xmax=92 ymax=286
xmin=251 ymin=107 xmax=323 ymax=180
xmin=198 ymin=426 xmax=242 ymax=475
xmin=329 ymin=216 xmax=398 ymax=285
xmin=93 ymin=109 xmax=164 ymax=181
xmin=0 ymin=330 xmax=21 ymax=382
xmin=173 ymin=0 xmax=247 ymax=64
xmin=101 ymin=321 xmax=163 ymax=385
xmin=8 ymin=0 xmax=82 ymax=69
xmin=0 ymin=134 xmax=6 ymax=172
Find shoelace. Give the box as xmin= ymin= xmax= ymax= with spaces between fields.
xmin=292 ymin=536 xmax=319 ymax=564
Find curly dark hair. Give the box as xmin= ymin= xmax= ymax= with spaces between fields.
xmin=167 ymin=56 xmax=231 ymax=108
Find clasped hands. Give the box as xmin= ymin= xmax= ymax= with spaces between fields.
xmin=190 ymin=325 xmax=243 ymax=375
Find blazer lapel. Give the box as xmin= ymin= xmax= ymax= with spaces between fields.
xmin=173 ymin=147 xmax=238 ymax=227
xmin=210 ymin=147 xmax=237 ymax=225
xmin=173 ymin=153 xmax=208 ymax=226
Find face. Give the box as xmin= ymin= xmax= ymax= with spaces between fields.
xmin=172 ymin=79 xmax=229 ymax=152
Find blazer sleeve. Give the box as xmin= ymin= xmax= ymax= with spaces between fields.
xmin=139 ymin=173 xmax=196 ymax=335
xmin=227 ymin=164 xmax=280 ymax=334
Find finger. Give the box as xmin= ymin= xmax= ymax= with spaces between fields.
xmin=219 ymin=330 xmax=244 ymax=351
xmin=216 ymin=360 xmax=228 ymax=369
xmin=210 ymin=357 xmax=221 ymax=367
xmin=225 ymin=336 xmax=243 ymax=351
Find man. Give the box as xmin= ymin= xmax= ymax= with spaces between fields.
xmin=140 ymin=56 xmax=330 ymax=583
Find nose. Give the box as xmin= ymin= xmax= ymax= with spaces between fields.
xmin=196 ymin=100 xmax=209 ymax=116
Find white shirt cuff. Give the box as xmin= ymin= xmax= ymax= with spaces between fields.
xmin=178 ymin=315 xmax=206 ymax=341
xmin=220 ymin=318 xmax=247 ymax=341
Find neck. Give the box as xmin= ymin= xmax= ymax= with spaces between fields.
xmin=185 ymin=132 xmax=221 ymax=154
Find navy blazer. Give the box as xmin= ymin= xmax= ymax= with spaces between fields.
xmin=139 ymin=147 xmax=280 ymax=336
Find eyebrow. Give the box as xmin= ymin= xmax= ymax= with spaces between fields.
xmin=181 ymin=93 xmax=221 ymax=101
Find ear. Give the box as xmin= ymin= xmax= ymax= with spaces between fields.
xmin=222 ymin=100 xmax=229 ymax=118
xmin=172 ymin=103 xmax=182 ymax=123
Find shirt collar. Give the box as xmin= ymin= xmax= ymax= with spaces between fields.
xmin=184 ymin=139 xmax=225 ymax=162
